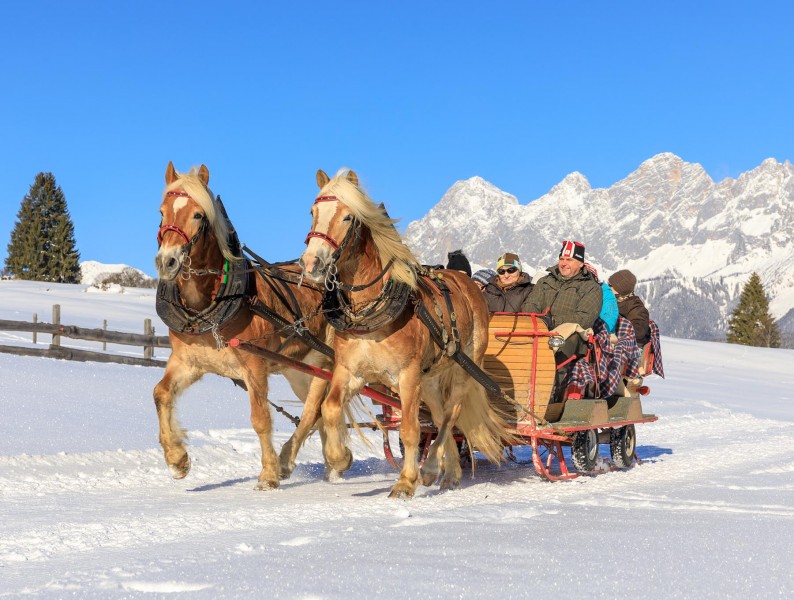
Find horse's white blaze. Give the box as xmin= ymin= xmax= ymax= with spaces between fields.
xmin=172 ymin=197 xmax=188 ymax=212
xmin=301 ymin=201 xmax=337 ymax=279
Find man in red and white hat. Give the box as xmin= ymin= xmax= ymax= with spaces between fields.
xmin=521 ymin=240 xmax=602 ymax=396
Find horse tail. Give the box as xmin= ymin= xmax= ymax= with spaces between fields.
xmin=455 ymin=376 xmax=515 ymax=464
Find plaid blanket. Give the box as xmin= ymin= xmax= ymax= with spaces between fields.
xmin=569 ymin=316 xmax=642 ymax=397
xmin=648 ymin=320 xmax=665 ymax=378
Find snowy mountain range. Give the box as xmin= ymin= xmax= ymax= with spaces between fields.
xmin=404 ymin=153 xmax=794 ymax=346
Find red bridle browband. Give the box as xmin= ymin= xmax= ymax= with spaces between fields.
xmin=304 ymin=195 xmax=343 ymax=249
xmin=157 ymin=190 xmax=198 ymax=247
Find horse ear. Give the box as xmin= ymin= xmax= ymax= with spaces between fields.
xmin=198 ymin=164 xmax=210 ymax=186
xmin=345 ymin=170 xmax=359 ymax=187
xmin=316 ymin=169 xmax=330 ymax=188
xmin=165 ymin=161 xmax=178 ymax=184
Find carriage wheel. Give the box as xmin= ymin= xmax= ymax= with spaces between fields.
xmin=609 ymin=424 xmax=636 ymax=468
xmin=571 ymin=429 xmax=599 ymax=473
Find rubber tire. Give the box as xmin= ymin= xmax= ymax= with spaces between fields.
xmin=571 ymin=429 xmax=599 ymax=472
xmin=609 ymin=424 xmax=636 ymax=468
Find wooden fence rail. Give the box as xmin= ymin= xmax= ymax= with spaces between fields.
xmin=0 ymin=304 xmax=170 ymax=368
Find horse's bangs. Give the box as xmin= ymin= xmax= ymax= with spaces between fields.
xmin=320 ymin=171 xmax=419 ymax=288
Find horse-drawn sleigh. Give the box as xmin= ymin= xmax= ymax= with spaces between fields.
xmin=153 ymin=163 xmax=662 ymax=497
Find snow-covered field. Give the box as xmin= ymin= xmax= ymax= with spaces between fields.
xmin=1 ymin=279 xmax=793 ymax=598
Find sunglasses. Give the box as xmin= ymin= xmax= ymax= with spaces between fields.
xmin=497 ymin=267 xmax=518 ymax=275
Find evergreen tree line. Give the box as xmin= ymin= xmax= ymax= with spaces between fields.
xmin=727 ymin=272 xmax=781 ymax=348
xmin=4 ymin=172 xmax=81 ymax=283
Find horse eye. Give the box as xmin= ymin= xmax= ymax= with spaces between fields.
xmin=193 ymin=212 xmax=203 ymax=220
xmin=342 ymin=215 xmax=353 ymax=222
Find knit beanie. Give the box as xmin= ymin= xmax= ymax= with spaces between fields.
xmin=472 ymin=269 xmax=496 ymax=286
xmin=559 ymin=240 xmax=585 ymax=262
xmin=608 ymin=269 xmax=637 ymax=296
xmin=496 ymin=252 xmax=522 ymax=272
xmin=446 ymin=249 xmax=472 ymax=277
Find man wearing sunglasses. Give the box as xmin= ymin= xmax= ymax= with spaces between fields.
xmin=482 ymin=252 xmax=534 ymax=313
xmin=521 ymin=240 xmax=602 ymax=398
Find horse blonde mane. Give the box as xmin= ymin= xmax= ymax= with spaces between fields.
xmin=164 ymin=167 xmax=238 ymax=262
xmin=320 ymin=169 xmax=419 ymax=289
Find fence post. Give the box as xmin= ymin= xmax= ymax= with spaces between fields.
xmin=103 ymin=320 xmax=107 ymax=351
xmin=33 ymin=313 xmax=37 ymax=344
xmin=144 ymin=319 xmax=153 ymax=359
xmin=51 ymin=305 xmax=61 ymax=347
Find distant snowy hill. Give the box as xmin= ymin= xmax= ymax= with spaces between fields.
xmin=404 ymin=153 xmax=794 ymax=345
xmin=80 ymin=260 xmax=156 ymax=288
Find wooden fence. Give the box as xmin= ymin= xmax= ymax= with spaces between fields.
xmin=0 ymin=304 xmax=171 ymax=367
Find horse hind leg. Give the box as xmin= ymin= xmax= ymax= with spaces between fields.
xmin=153 ymin=361 xmax=201 ymax=479
xmin=417 ymin=385 xmax=447 ymax=487
xmin=320 ymin=419 xmax=352 ymax=482
xmin=438 ymin=386 xmax=465 ymax=491
xmin=278 ymin=376 xmax=328 ymax=480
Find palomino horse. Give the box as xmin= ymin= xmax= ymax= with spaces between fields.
xmin=154 ymin=162 xmax=344 ymax=490
xmin=299 ymin=168 xmax=510 ymax=499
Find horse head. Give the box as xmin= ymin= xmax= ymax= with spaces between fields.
xmin=155 ymin=161 xmax=233 ymax=281
xmin=299 ymin=168 xmax=419 ymax=290
xmin=299 ymin=168 xmax=361 ymax=282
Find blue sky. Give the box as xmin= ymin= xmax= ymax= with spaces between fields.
xmin=2 ymin=1 xmax=793 ymax=276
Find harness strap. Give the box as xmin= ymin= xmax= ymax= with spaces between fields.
xmin=338 ymin=259 xmax=394 ymax=293
xmin=248 ymin=297 xmax=335 ymax=359
xmin=413 ymin=277 xmax=504 ymax=398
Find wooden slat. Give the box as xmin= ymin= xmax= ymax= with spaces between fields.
xmin=484 ymin=313 xmax=556 ymax=418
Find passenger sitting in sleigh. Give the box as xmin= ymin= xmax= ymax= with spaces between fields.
xmin=521 ymin=240 xmax=602 ymax=400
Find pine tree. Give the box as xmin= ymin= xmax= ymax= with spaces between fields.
xmin=726 ymin=272 xmax=781 ymax=348
xmin=4 ymin=172 xmax=81 ymax=283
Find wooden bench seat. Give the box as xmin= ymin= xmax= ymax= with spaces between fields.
xmin=483 ymin=313 xmax=557 ymax=422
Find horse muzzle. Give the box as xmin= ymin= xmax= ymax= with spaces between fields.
xmin=298 ymin=246 xmax=331 ymax=283
xmin=155 ymin=247 xmax=185 ymax=281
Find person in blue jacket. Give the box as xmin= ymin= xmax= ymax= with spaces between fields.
xmin=585 ymin=263 xmax=618 ymax=333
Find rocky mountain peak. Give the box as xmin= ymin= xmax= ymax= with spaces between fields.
xmin=403 ymin=155 xmax=794 ymax=346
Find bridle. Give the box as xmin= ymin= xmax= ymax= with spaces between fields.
xmin=304 ymin=195 xmax=362 ymax=276
xmin=303 ymin=194 xmax=393 ymax=294
xmin=303 ymin=196 xmax=357 ymax=253
xmin=157 ymin=190 xmax=209 ymax=257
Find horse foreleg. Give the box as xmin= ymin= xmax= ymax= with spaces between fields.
xmin=320 ymin=366 xmax=359 ymax=475
xmin=390 ymin=368 xmax=422 ymax=499
xmin=245 ymin=373 xmax=280 ymax=490
xmin=279 ymin=376 xmax=328 ymax=480
xmin=153 ymin=360 xmax=201 ymax=479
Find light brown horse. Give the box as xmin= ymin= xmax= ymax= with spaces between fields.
xmin=299 ymin=168 xmax=510 ymax=499
xmin=154 ymin=162 xmax=344 ymax=490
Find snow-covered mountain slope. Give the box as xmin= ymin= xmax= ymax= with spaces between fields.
xmin=404 ymin=153 xmax=794 ymax=344
xmin=1 ymin=280 xmax=793 ymax=596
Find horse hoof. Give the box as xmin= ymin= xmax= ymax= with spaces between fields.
xmin=255 ymin=479 xmax=279 ymax=491
xmin=168 ymin=454 xmax=191 ymax=479
xmin=421 ymin=470 xmax=438 ymax=487
xmin=439 ymin=477 xmax=460 ymax=492
xmin=329 ymin=449 xmax=353 ymax=473
xmin=324 ymin=468 xmax=342 ymax=483
xmin=279 ymin=465 xmax=293 ymax=480
xmin=388 ymin=483 xmax=415 ymax=500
